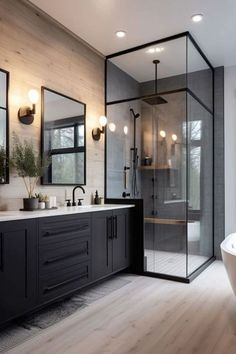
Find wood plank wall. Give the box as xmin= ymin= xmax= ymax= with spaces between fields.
xmin=0 ymin=0 xmax=105 ymax=210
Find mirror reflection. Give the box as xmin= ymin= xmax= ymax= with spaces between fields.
xmin=42 ymin=87 xmax=86 ymax=185
xmin=0 ymin=69 xmax=9 ymax=184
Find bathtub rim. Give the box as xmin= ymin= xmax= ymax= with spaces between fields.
xmin=220 ymin=233 xmax=236 ymax=256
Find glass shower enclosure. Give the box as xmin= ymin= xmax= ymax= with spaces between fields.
xmin=105 ymin=32 xmax=214 ymax=282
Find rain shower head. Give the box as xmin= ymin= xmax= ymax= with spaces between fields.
xmin=142 ymin=95 xmax=167 ymax=105
xmin=142 ymin=59 xmax=167 ymax=106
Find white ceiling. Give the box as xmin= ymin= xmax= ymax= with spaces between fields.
xmin=110 ymin=36 xmax=210 ymax=82
xmin=29 ymin=0 xmax=236 ymax=68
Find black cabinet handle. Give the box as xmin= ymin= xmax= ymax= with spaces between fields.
xmin=113 ymin=216 xmax=117 ymax=238
xmin=106 ymin=216 xmax=113 ymax=239
xmin=43 ymin=224 xmax=89 ymax=237
xmin=44 ymin=273 xmax=88 ymax=293
xmin=44 ymin=248 xmax=88 ymax=265
xmin=0 ymin=233 xmax=3 ymax=272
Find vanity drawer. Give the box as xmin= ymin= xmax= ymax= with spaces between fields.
xmin=39 ymin=236 xmax=90 ymax=275
xmin=38 ymin=215 xmax=91 ymax=245
xmin=38 ymin=261 xmax=90 ymax=303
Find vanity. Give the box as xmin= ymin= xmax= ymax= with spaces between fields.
xmin=0 ymin=204 xmax=134 ymax=326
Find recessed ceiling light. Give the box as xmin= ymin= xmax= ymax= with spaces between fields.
xmin=116 ymin=30 xmax=126 ymax=38
xmin=146 ymin=47 xmax=164 ymax=54
xmin=155 ymin=47 xmax=164 ymax=53
xmin=146 ymin=47 xmax=155 ymax=54
xmin=191 ymin=14 xmax=203 ymax=22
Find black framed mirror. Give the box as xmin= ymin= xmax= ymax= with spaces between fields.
xmin=0 ymin=69 xmax=9 ymax=184
xmin=41 ymin=87 xmax=86 ymax=185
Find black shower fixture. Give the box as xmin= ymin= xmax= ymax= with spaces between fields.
xmin=130 ymin=108 xmax=140 ymax=119
xmin=142 ymin=59 xmax=167 ymax=105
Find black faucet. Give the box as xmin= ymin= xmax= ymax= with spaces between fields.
xmin=72 ymin=185 xmax=85 ymax=206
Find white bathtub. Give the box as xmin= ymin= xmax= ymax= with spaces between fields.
xmin=221 ymin=233 xmax=236 ymax=295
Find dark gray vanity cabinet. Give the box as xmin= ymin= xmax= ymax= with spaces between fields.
xmin=92 ymin=208 xmax=131 ymax=282
xmin=0 ymin=207 xmax=133 ymax=327
xmin=0 ymin=220 xmax=37 ymax=324
xmin=38 ymin=214 xmax=91 ymax=305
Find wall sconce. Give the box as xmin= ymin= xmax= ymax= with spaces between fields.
xmin=171 ymin=134 xmax=178 ymax=155
xmin=92 ymin=115 xmax=107 ymax=140
xmin=124 ymin=125 xmax=128 ymax=135
xmin=160 ymin=130 xmax=166 ymax=145
xmin=160 ymin=130 xmax=166 ymax=139
xmin=109 ymin=122 xmax=116 ymax=132
xmin=172 ymin=134 xmax=178 ymax=143
xmin=18 ymin=89 xmax=39 ymax=125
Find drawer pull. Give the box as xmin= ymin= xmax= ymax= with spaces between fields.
xmin=43 ymin=224 xmax=89 ymax=237
xmin=44 ymin=248 xmax=88 ymax=265
xmin=43 ymin=273 xmax=88 ymax=293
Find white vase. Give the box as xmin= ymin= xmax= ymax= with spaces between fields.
xmin=38 ymin=201 xmax=45 ymax=209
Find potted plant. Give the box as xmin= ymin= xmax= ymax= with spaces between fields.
xmin=35 ymin=192 xmax=45 ymax=209
xmin=35 ymin=193 xmax=50 ymax=209
xmin=0 ymin=145 xmax=7 ymax=183
xmin=11 ymin=134 xmax=44 ymax=211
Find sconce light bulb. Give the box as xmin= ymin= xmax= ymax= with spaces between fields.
xmin=172 ymin=134 xmax=178 ymax=142
xmin=124 ymin=125 xmax=128 ymax=135
xmin=160 ymin=130 xmax=166 ymax=138
xmin=99 ymin=115 xmax=107 ymax=127
xmin=109 ymin=123 xmax=116 ymax=132
xmin=28 ymin=89 xmax=39 ymax=104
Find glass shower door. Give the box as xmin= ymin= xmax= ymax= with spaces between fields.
xmin=143 ymin=92 xmax=188 ymax=278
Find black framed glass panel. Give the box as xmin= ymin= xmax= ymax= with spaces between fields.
xmin=0 ymin=69 xmax=9 ymax=184
xmin=105 ymin=32 xmax=214 ymax=282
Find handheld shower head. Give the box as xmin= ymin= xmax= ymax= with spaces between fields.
xmin=130 ymin=108 xmax=140 ymax=119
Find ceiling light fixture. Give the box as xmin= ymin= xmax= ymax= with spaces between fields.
xmin=155 ymin=47 xmax=164 ymax=53
xmin=146 ymin=47 xmax=164 ymax=54
xmin=191 ymin=14 xmax=203 ymax=23
xmin=146 ymin=48 xmax=155 ymax=54
xmin=116 ymin=30 xmax=126 ymax=38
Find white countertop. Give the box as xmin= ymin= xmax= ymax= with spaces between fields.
xmin=0 ymin=204 xmax=135 ymax=222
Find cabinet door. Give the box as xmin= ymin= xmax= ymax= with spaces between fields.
xmin=112 ymin=209 xmax=130 ymax=272
xmin=0 ymin=220 xmax=37 ymax=325
xmin=92 ymin=211 xmax=113 ymax=281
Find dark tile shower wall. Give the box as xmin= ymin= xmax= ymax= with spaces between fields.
xmin=106 ymin=62 xmax=141 ymax=198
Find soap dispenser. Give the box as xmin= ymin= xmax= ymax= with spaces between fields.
xmin=94 ymin=190 xmax=100 ymax=205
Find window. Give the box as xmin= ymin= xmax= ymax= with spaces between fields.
xmin=183 ymin=120 xmax=202 ymax=210
xmin=45 ymin=120 xmax=85 ymax=184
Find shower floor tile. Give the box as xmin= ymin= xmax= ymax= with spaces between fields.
xmin=144 ymin=249 xmax=209 ymax=277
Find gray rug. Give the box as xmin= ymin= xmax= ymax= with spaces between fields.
xmin=0 ymin=275 xmax=131 ymax=353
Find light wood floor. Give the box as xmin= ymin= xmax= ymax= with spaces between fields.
xmin=7 ymin=261 xmax=236 ymax=354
